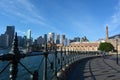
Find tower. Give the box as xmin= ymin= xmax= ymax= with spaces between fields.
xmin=106 ymin=25 xmax=109 ymax=42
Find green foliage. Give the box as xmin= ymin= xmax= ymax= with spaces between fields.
xmin=98 ymin=42 xmax=114 ymax=52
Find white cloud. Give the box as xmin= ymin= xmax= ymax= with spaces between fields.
xmin=0 ymin=0 xmax=63 ymax=35
xmin=0 ymin=0 xmax=45 ymax=25
xmin=107 ymin=1 xmax=120 ymax=33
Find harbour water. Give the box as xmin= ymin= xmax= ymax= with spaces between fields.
xmin=0 ymin=49 xmax=10 ymax=54
xmin=0 ymin=49 xmax=59 ymax=80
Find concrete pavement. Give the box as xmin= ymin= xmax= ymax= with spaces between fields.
xmin=67 ymin=55 xmax=120 ymax=80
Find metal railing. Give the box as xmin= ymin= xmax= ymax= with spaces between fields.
xmin=0 ymin=33 xmax=100 ymax=80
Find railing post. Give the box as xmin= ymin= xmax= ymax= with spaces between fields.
xmin=43 ymin=53 xmax=48 ymax=80
xmin=9 ymin=60 xmax=18 ymax=80
xmin=67 ymin=49 xmax=69 ymax=65
xmin=60 ymin=47 xmax=63 ymax=70
xmin=10 ymin=32 xmax=19 ymax=80
xmin=64 ymin=48 xmax=66 ymax=66
xmin=72 ymin=49 xmax=74 ymax=63
xmin=70 ymin=50 xmax=72 ymax=64
xmin=43 ymin=42 xmax=48 ymax=80
xmin=54 ymin=46 xmax=57 ymax=76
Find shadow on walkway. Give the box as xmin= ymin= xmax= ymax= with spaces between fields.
xmin=67 ymin=56 xmax=98 ymax=80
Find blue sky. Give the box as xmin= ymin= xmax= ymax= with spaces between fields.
xmin=0 ymin=0 xmax=119 ymax=41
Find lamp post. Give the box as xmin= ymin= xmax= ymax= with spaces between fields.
xmin=116 ymin=39 xmax=119 ymax=64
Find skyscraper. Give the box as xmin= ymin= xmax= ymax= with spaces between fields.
xmin=26 ymin=29 xmax=32 ymax=52
xmin=48 ymin=32 xmax=55 ymax=44
xmin=56 ymin=34 xmax=60 ymax=44
xmin=64 ymin=38 xmax=68 ymax=46
xmin=5 ymin=26 xmax=15 ymax=47
xmin=27 ymin=29 xmax=31 ymax=39
xmin=44 ymin=34 xmax=47 ymax=44
xmin=61 ymin=35 xmax=65 ymax=45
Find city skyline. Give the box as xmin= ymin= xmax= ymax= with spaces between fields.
xmin=0 ymin=0 xmax=120 ymax=41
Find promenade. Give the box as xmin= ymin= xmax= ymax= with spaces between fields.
xmin=67 ymin=55 xmax=120 ymax=80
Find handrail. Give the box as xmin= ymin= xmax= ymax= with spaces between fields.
xmin=0 ymin=32 xmax=101 ymax=80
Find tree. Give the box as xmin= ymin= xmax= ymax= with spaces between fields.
xmin=98 ymin=42 xmax=114 ymax=52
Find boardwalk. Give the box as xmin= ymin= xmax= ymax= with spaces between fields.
xmin=67 ymin=55 xmax=120 ymax=80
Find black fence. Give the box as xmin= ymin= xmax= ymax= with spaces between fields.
xmin=0 ymin=33 xmax=101 ymax=80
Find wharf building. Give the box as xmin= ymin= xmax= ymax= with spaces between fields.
xmin=97 ymin=25 xmax=120 ymax=53
xmin=69 ymin=42 xmax=99 ymax=52
xmin=105 ymin=25 xmax=120 ymax=53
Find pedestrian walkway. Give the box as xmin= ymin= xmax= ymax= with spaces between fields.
xmin=67 ymin=55 xmax=120 ymax=80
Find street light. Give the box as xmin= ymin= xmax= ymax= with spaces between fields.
xmin=116 ymin=39 xmax=119 ymax=64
